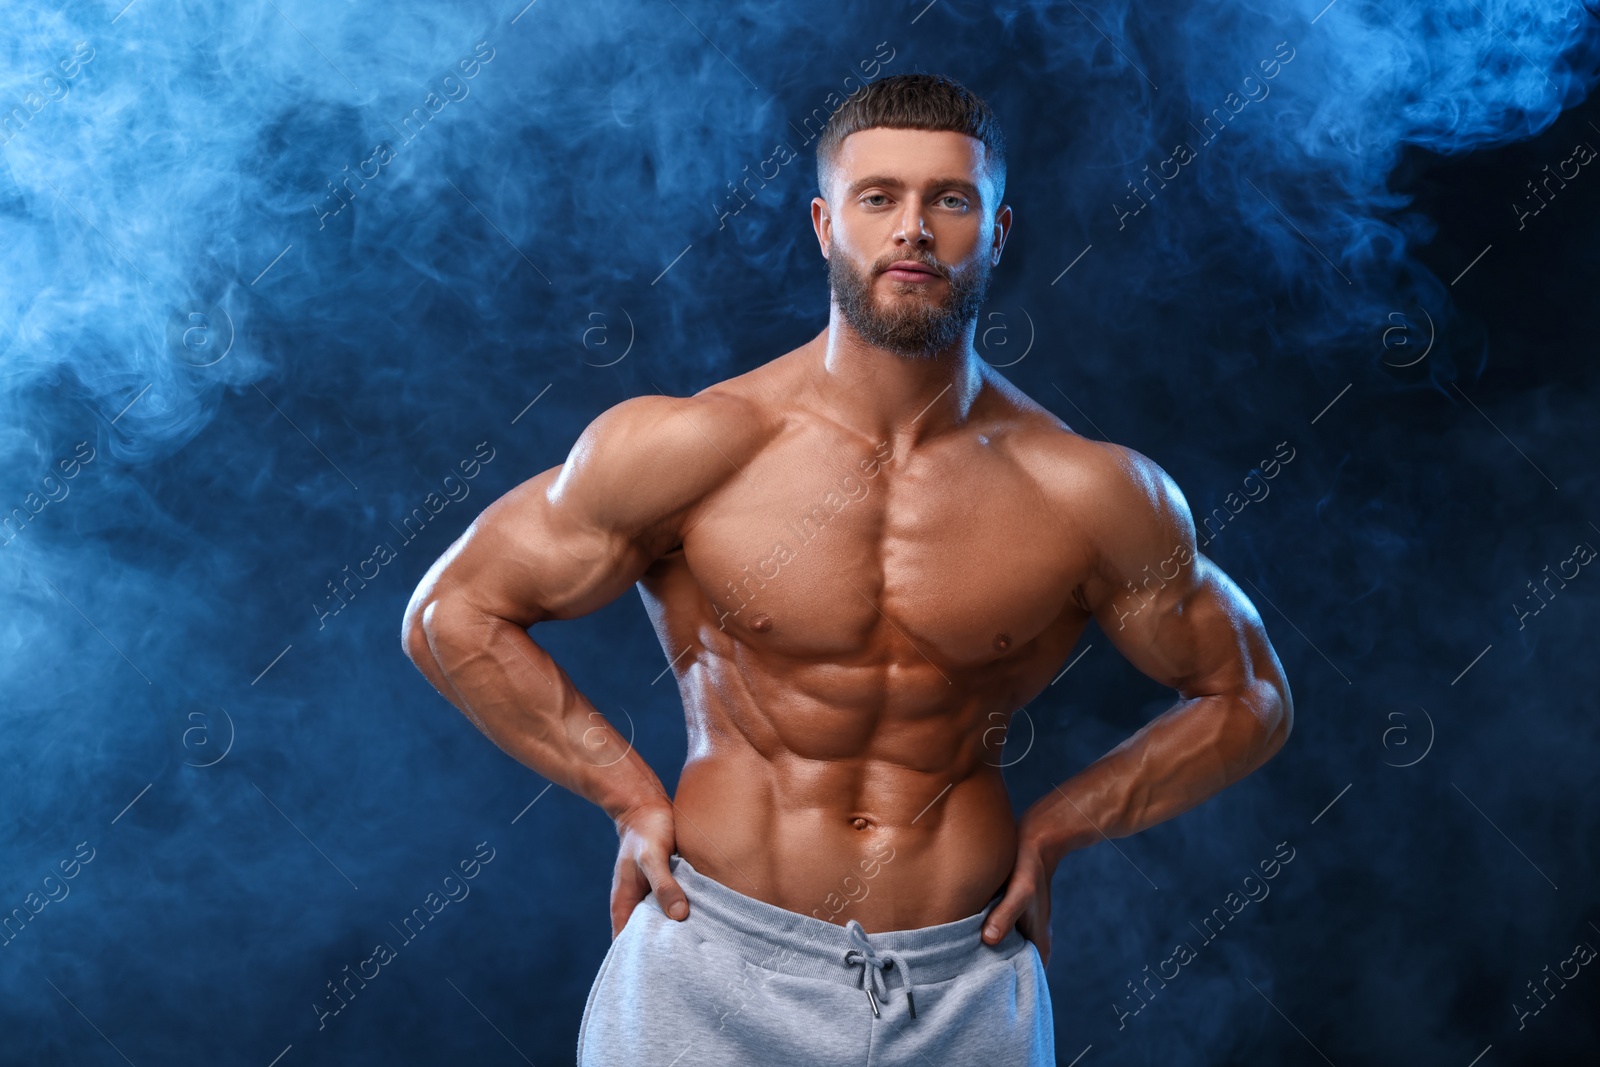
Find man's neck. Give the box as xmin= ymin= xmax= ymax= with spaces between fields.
xmin=815 ymin=314 xmax=984 ymax=448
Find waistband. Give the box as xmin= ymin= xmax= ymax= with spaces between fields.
xmin=665 ymin=852 xmax=1022 ymax=987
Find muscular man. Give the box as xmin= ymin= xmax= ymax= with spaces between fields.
xmin=402 ymin=73 xmax=1291 ymax=1065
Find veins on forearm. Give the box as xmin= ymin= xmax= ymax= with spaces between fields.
xmin=433 ymin=612 xmax=669 ymax=819
xmin=1030 ymin=689 xmax=1274 ymax=863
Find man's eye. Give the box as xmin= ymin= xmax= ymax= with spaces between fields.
xmin=940 ymin=196 xmax=967 ymax=209
xmin=862 ymin=194 xmax=888 ymax=206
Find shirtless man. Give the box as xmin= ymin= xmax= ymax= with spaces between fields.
xmin=402 ymin=73 xmax=1292 ymax=1065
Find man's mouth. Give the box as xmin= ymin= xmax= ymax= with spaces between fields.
xmin=882 ymin=260 xmax=942 ymax=282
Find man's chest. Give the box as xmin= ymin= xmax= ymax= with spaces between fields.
xmin=674 ymin=430 xmax=1090 ymax=667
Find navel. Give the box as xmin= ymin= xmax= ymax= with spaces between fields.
xmin=851 ymin=817 xmax=870 ymax=831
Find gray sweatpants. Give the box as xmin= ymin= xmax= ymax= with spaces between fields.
xmin=578 ymin=853 xmax=1054 ymax=1066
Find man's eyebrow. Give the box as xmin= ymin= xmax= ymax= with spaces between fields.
xmin=844 ymin=175 xmax=984 ymax=201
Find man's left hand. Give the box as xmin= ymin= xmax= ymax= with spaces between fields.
xmin=981 ymin=833 xmax=1056 ymax=966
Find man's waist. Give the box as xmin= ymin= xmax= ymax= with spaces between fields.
xmin=671 ymin=771 xmax=1018 ymax=931
xmin=653 ymin=853 xmax=1023 ymax=985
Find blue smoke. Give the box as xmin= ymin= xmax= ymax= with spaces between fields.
xmin=3 ymin=0 xmax=1598 ymax=1063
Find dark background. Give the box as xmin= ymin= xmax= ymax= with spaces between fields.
xmin=2 ymin=0 xmax=1597 ymax=1063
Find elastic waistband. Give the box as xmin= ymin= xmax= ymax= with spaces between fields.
xmin=666 ymin=853 xmax=1023 ymax=985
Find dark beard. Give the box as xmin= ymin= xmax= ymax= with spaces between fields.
xmin=828 ymin=248 xmax=992 ymax=359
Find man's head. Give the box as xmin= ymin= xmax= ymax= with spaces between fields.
xmin=811 ymin=73 xmax=1010 ymax=359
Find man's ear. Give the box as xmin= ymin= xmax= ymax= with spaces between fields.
xmin=991 ymin=203 xmax=1012 ymax=265
xmin=811 ymin=196 xmax=832 ymax=259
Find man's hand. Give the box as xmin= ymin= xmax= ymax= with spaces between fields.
xmin=610 ymin=800 xmax=691 ymax=938
xmin=980 ymin=831 xmax=1056 ymax=966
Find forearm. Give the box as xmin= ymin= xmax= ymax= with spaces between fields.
xmin=1022 ymin=681 xmax=1288 ymax=869
xmin=410 ymin=596 xmax=669 ymax=822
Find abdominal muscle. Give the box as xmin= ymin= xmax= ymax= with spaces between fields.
xmin=667 ymin=694 xmax=1022 ymax=934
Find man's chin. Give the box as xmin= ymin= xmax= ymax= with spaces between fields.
xmin=851 ymin=319 xmax=958 ymax=358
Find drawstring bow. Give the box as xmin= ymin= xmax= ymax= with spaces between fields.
xmin=841 ymin=919 xmax=918 ymax=1019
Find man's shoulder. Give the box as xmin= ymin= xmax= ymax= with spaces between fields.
xmin=599 ymin=342 xmax=808 ymax=444
xmin=580 ymin=361 xmax=794 ymax=464
xmin=996 ymin=401 xmax=1186 ymax=542
xmin=995 ymin=403 xmax=1138 ymax=495
xmin=555 ymin=365 xmax=795 ymax=535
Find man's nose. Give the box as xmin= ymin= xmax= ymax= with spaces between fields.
xmin=895 ymin=201 xmax=933 ymax=245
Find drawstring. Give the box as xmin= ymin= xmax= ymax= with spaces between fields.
xmin=841 ymin=919 xmax=918 ymax=1019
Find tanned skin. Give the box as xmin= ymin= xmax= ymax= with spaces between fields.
xmin=402 ymin=127 xmax=1292 ymax=968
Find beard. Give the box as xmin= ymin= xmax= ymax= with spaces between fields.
xmin=827 ymin=245 xmax=992 ymax=359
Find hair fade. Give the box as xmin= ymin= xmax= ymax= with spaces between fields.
xmin=814 ymin=72 xmax=1007 ymax=207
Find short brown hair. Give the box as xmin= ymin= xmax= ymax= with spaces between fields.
xmin=815 ymin=73 xmax=1007 ymax=208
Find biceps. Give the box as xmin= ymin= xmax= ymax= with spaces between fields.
xmin=1097 ymin=555 xmax=1259 ymax=697
xmin=423 ymin=467 xmax=652 ymax=628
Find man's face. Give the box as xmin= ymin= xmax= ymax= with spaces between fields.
xmin=813 ymin=127 xmax=1009 ymax=359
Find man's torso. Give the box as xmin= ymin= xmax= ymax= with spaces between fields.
xmin=635 ymin=335 xmax=1116 ymax=931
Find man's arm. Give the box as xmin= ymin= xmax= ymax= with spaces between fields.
xmin=400 ymin=390 xmax=756 ymax=934
xmin=982 ymin=442 xmax=1293 ymax=960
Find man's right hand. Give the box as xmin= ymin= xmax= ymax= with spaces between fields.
xmin=610 ymin=800 xmax=690 ymax=938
